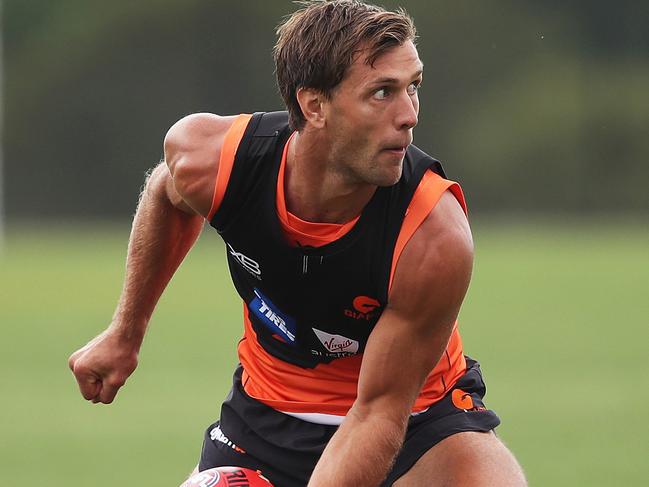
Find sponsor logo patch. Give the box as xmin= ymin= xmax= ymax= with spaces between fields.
xmin=344 ymin=295 xmax=381 ymax=320
xmin=249 ymin=289 xmax=297 ymax=344
xmin=451 ymin=389 xmax=487 ymax=412
xmin=312 ymin=328 xmax=359 ymax=357
xmin=227 ymin=243 xmax=261 ymax=279
xmin=210 ymin=425 xmax=246 ymax=454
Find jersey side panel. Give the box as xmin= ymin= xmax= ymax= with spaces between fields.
xmin=388 ymin=169 xmax=469 ymax=411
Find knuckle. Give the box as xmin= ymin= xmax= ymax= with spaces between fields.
xmin=83 ymin=390 xmax=97 ymax=401
xmin=71 ymin=362 xmax=84 ymax=375
xmin=106 ymin=377 xmax=126 ymax=388
xmin=68 ymin=351 xmax=81 ymax=370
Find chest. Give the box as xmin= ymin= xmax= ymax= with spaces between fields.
xmin=220 ymin=202 xmax=391 ymax=367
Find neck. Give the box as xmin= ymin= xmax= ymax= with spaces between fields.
xmin=284 ymin=130 xmax=376 ymax=224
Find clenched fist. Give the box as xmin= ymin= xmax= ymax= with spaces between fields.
xmin=68 ymin=329 xmax=139 ymax=404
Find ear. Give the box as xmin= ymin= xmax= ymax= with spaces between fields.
xmin=296 ymin=87 xmax=326 ymax=129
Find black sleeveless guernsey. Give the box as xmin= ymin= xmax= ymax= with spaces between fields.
xmin=209 ymin=111 xmax=451 ymax=370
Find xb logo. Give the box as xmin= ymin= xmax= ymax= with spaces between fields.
xmin=227 ymin=243 xmax=261 ymax=279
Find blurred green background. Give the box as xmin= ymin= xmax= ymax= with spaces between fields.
xmin=1 ymin=1 xmax=647 ymax=486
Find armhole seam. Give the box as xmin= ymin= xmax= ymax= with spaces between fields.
xmin=388 ymin=171 xmax=467 ymax=292
xmin=207 ymin=114 xmax=253 ymax=221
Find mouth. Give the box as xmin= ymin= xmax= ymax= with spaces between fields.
xmin=382 ymin=139 xmax=412 ymax=155
xmin=382 ymin=144 xmax=409 ymax=156
xmin=382 ymin=148 xmax=406 ymax=157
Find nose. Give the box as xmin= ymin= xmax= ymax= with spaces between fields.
xmin=395 ymin=90 xmax=418 ymax=130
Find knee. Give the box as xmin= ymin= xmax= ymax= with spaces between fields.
xmin=455 ymin=433 xmax=527 ymax=487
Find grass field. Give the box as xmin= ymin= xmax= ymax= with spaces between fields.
xmin=1 ymin=219 xmax=647 ymax=486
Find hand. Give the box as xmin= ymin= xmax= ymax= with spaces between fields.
xmin=68 ymin=329 xmax=139 ymax=404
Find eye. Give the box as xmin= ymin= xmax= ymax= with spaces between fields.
xmin=373 ymin=87 xmax=390 ymax=100
xmin=407 ymin=82 xmax=421 ymax=96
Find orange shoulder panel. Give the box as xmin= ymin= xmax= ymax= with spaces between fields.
xmin=389 ymin=170 xmax=467 ymax=291
xmin=207 ymin=114 xmax=253 ymax=221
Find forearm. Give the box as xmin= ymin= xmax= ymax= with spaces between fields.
xmin=109 ymin=163 xmax=204 ymax=346
xmin=308 ymin=406 xmax=407 ymax=487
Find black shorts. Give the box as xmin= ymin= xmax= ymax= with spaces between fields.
xmin=198 ymin=357 xmax=500 ymax=487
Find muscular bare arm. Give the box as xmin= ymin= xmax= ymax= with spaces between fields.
xmin=308 ymin=191 xmax=474 ymax=486
xmin=68 ymin=113 xmax=234 ymax=404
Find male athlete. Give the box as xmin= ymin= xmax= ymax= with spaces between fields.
xmin=69 ymin=1 xmax=526 ymax=485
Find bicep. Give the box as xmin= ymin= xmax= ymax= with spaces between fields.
xmin=355 ymin=191 xmax=473 ymax=417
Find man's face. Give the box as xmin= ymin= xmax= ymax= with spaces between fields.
xmin=322 ymin=40 xmax=422 ymax=187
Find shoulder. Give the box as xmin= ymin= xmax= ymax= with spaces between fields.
xmin=163 ymin=113 xmax=241 ymax=218
xmin=388 ymin=190 xmax=473 ymax=325
xmin=410 ymin=191 xmax=473 ymax=275
xmin=164 ymin=113 xmax=237 ymax=161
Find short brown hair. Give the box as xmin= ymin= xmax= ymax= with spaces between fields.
xmin=274 ymin=0 xmax=417 ymax=131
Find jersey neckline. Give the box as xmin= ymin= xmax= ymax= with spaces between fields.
xmin=275 ymin=132 xmax=361 ymax=248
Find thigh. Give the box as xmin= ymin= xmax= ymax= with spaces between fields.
xmin=198 ymin=420 xmax=307 ymax=487
xmin=393 ymin=431 xmax=527 ymax=487
xmin=198 ymin=367 xmax=336 ymax=487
